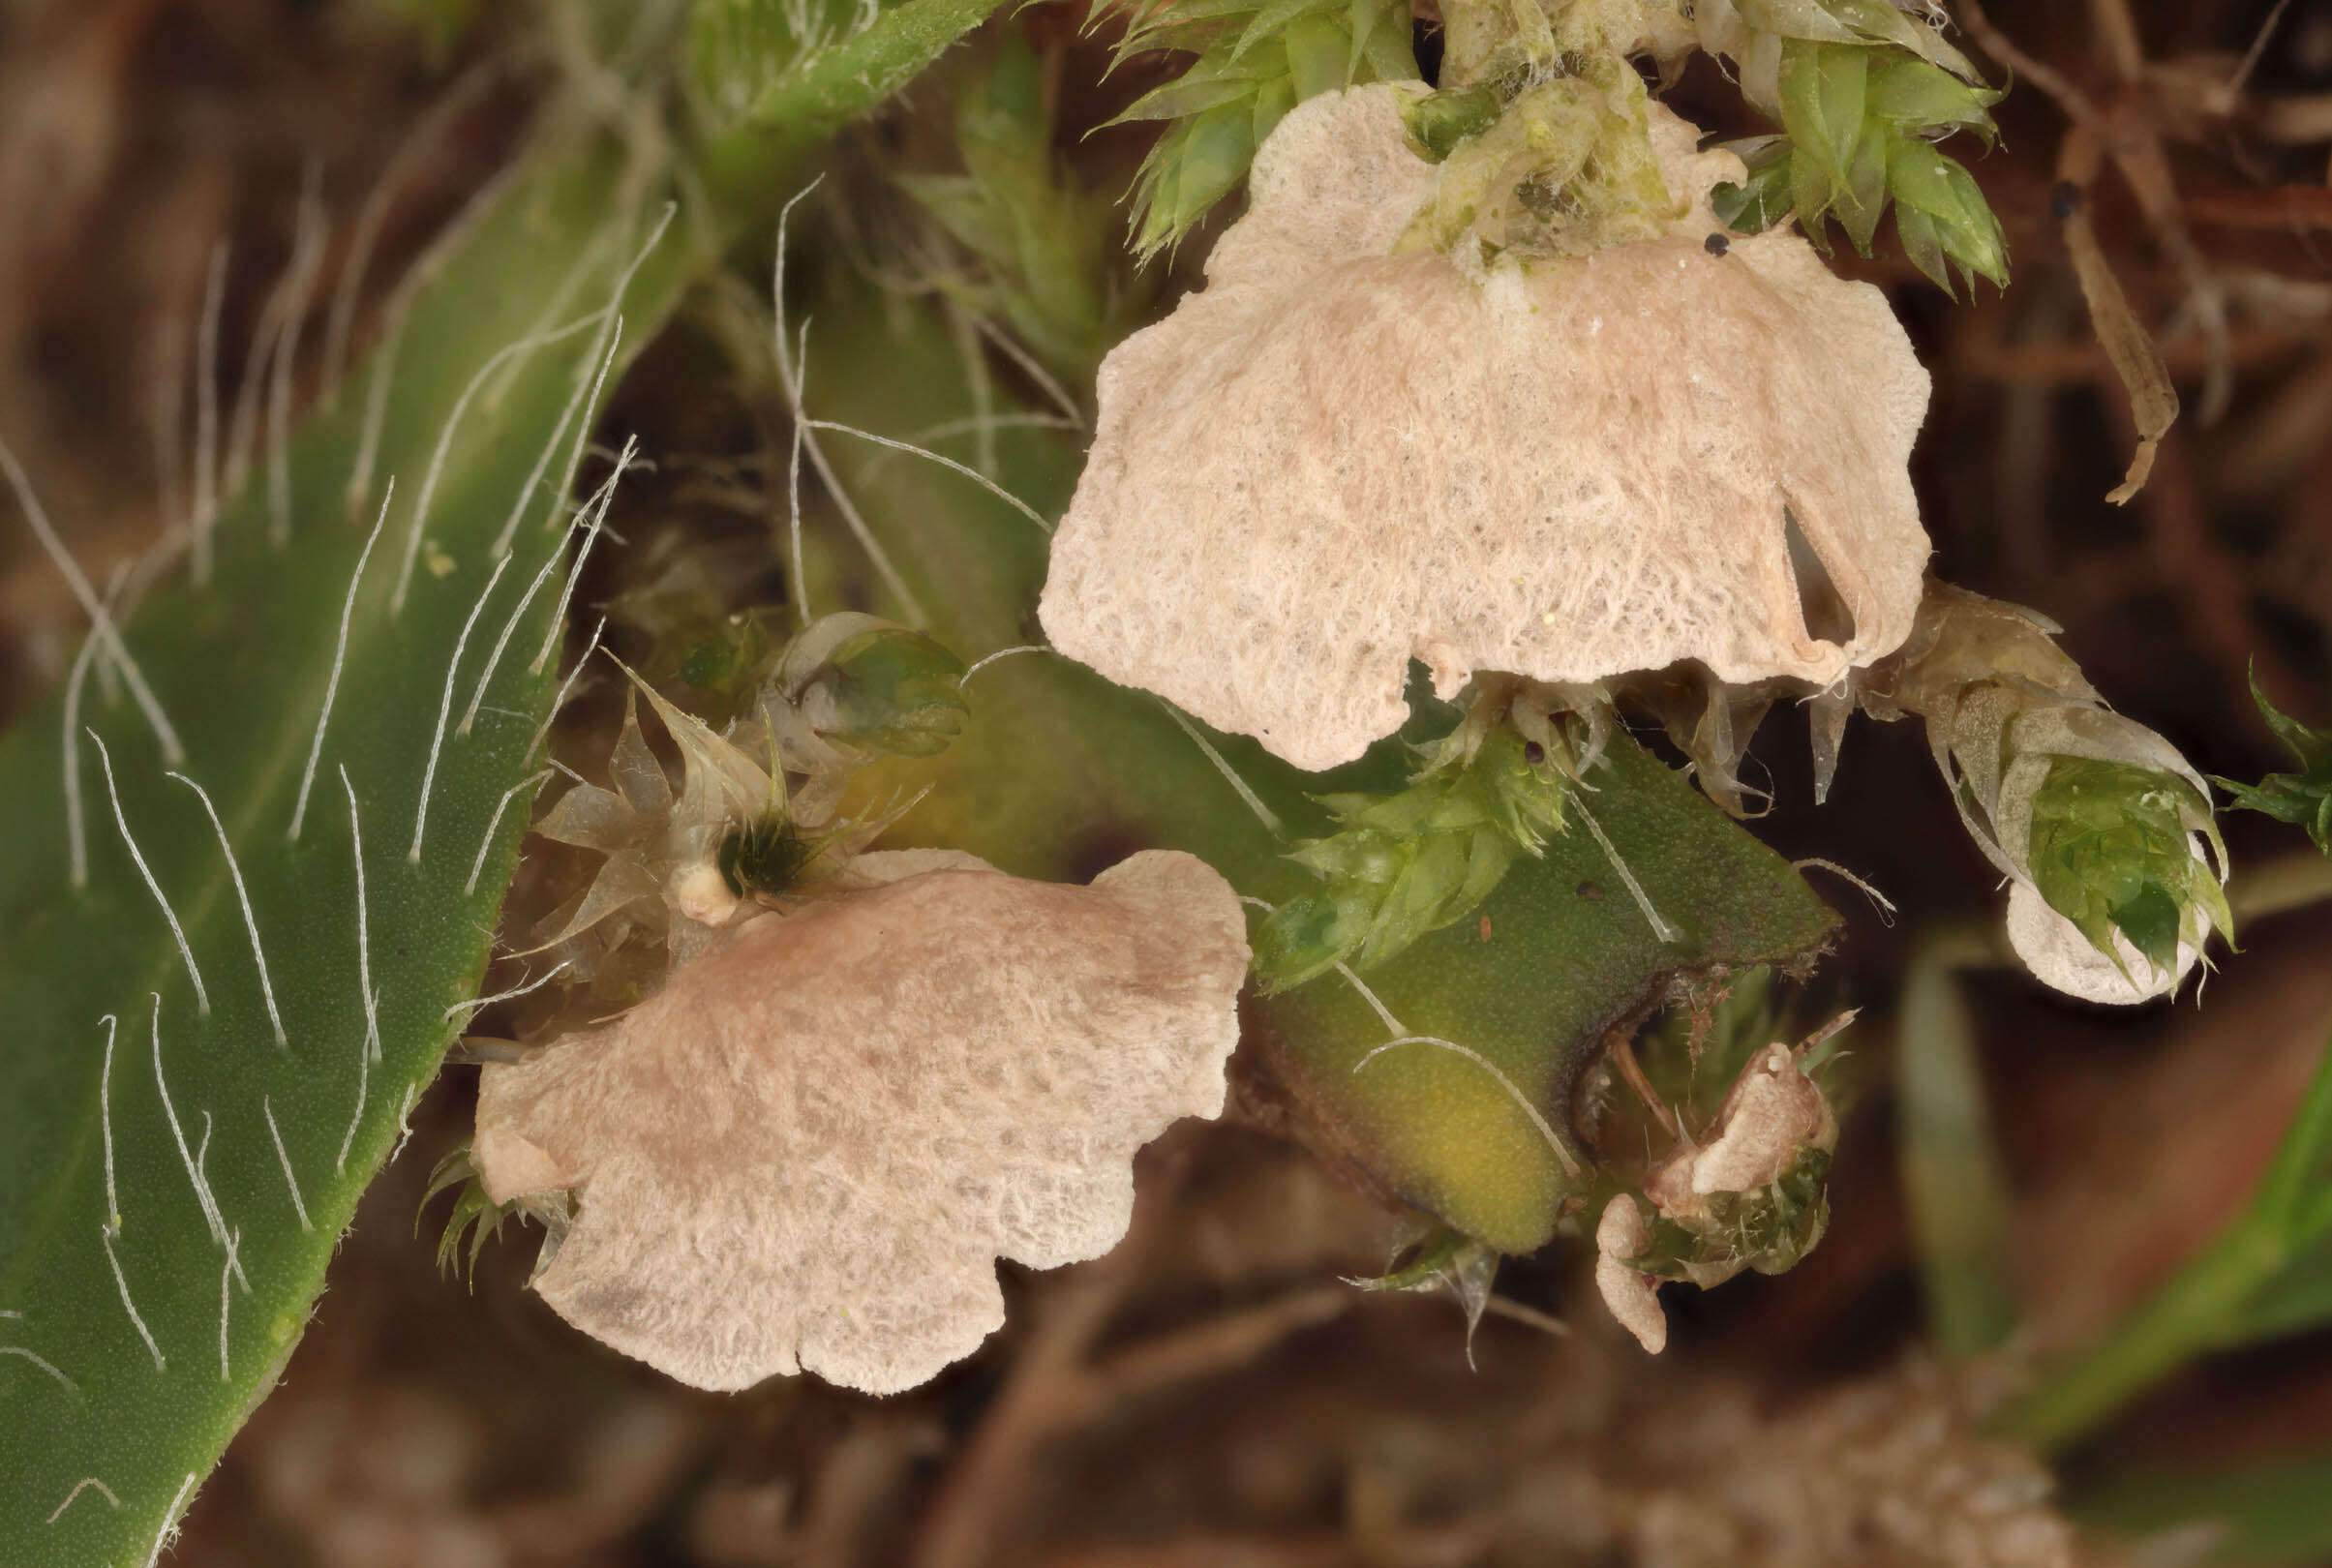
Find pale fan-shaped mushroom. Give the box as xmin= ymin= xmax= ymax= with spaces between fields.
xmin=1041 ymin=84 xmax=1932 ymax=772
xmin=474 ymin=848 xmax=1250 ymax=1395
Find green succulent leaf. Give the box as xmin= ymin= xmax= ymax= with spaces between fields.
xmin=0 ymin=0 xmax=1020 ymax=1553
xmin=2214 ymin=668 xmax=2332 ymax=857
xmin=0 ymin=136 xmax=686 ymax=1566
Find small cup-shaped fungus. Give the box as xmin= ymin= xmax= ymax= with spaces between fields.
xmin=475 ymin=848 xmax=1250 ymax=1394
xmin=1041 ymin=83 xmax=1932 ymax=772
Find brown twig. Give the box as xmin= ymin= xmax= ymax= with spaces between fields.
xmin=1083 ymin=1286 xmax=1351 ymax=1411
xmin=915 ymin=1269 xmax=1356 ymax=1568
xmin=1961 ymin=0 xmax=2234 ymax=437
xmin=912 ymin=1138 xmax=1360 ymax=1568
xmin=1604 ymin=1034 xmax=1680 ymax=1140
xmin=911 ymin=1155 xmax=1182 ymax=1568
xmin=1037 ymin=1521 xmax=1500 ymax=1568
xmin=2136 ymin=426 xmax=2307 ymax=708
xmin=1955 ymin=0 xmax=2103 ymax=127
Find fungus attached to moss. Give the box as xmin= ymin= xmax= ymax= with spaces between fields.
xmin=1041 ymin=83 xmax=1932 ymax=772
xmin=473 ymin=848 xmax=1250 ymax=1395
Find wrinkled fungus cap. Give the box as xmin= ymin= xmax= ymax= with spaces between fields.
xmin=474 ymin=848 xmax=1250 ymax=1395
xmin=1041 ymin=84 xmax=1933 ymax=772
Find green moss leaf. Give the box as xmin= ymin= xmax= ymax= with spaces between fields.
xmin=1100 ymin=0 xmax=1418 ymax=262
xmin=2215 ymin=668 xmax=2332 ymax=857
xmin=1778 ymin=40 xmax=1867 ymax=189
xmin=1711 ymin=136 xmax=1796 ymax=233
xmin=1866 ymin=51 xmax=2003 ymax=140
xmin=1887 ymin=134 xmax=2010 ymax=290
xmin=2026 ymin=757 xmax=2229 ymax=973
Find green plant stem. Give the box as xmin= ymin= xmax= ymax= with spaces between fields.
xmin=1991 ymin=1026 xmax=2332 ymax=1454
xmin=1897 ymin=946 xmax=2017 ymax=1360
xmin=2230 ymin=848 xmax=2332 ymax=925
xmin=1992 ymin=1219 xmax=2287 ymax=1456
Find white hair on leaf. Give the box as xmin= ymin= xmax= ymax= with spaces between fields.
xmin=101 ymin=1227 xmax=166 ymax=1372
xmin=409 ymin=550 xmax=517 ymax=863
xmin=289 ymin=477 xmax=392 ymax=841
xmin=263 ymin=1095 xmax=313 ymax=1233
xmin=2 ymin=437 xmax=184 ymax=764
xmin=87 ymin=733 xmax=207 ymax=1011
xmin=45 ymin=1477 xmax=123 ymax=1525
xmin=168 ymin=770 xmax=288 ymax=1046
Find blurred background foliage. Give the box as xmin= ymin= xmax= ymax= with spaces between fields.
xmin=10 ymin=0 xmax=2332 ymax=1563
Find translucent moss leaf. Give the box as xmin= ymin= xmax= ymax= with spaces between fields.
xmin=1401 ymin=82 xmax=1504 ymax=161
xmin=1734 ymin=0 xmax=1865 ymax=46
xmin=1128 ymin=102 xmax=1261 ymax=260
xmin=1253 ymin=724 xmax=1568 ymax=990
xmin=1866 ymin=52 xmax=2003 ymax=141
xmin=794 ymin=624 xmax=970 ymax=758
xmin=1778 ymin=40 xmax=1867 ymax=189
xmin=1835 ymin=117 xmax=1890 ymax=254
xmin=1711 ymin=137 xmax=1796 ymax=233
xmin=1698 ymin=11 xmax=2003 ymax=287
xmin=1887 ymin=134 xmax=2010 ymax=291
xmin=2025 ymin=762 xmax=2228 ymax=974
xmin=899 ymin=38 xmax=1131 ymax=383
